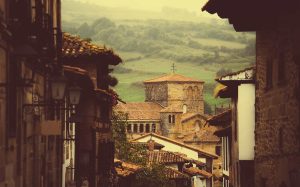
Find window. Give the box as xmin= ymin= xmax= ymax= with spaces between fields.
xmin=133 ymin=124 xmax=138 ymax=133
xmin=152 ymin=124 xmax=156 ymax=132
xmin=183 ymin=104 xmax=187 ymax=113
xmin=127 ymin=124 xmax=132 ymax=133
xmin=145 ymin=124 xmax=150 ymax=133
xmin=195 ymin=121 xmax=201 ymax=132
xmin=168 ymin=115 xmax=172 ymax=123
xmin=139 ymin=124 xmax=144 ymax=133
xmin=172 ymin=115 xmax=175 ymax=124
xmin=216 ymin=146 xmax=221 ymax=156
xmin=266 ymin=58 xmax=273 ymax=90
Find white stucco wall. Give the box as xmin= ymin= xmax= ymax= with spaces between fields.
xmin=237 ymin=84 xmax=255 ymax=160
xmin=135 ymin=136 xmax=206 ymax=163
xmin=192 ymin=176 xmax=206 ymax=187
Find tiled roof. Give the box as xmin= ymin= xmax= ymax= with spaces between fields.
xmin=183 ymin=167 xmax=212 ymax=179
xmin=181 ymin=126 xmax=220 ymax=143
xmin=63 ymin=65 xmax=94 ymax=89
xmin=147 ymin=151 xmax=189 ymax=164
xmin=114 ymin=102 xmax=163 ymax=120
xmin=165 ymin=167 xmax=189 ymax=179
xmin=144 ymin=74 xmax=204 ymax=83
xmin=172 ymin=152 xmax=206 ymax=167
xmin=114 ymin=159 xmax=142 ymax=177
xmin=160 ymin=104 xmax=183 ymax=113
xmin=132 ymin=133 xmax=218 ymax=159
xmin=181 ymin=113 xmax=209 ymax=123
xmin=207 ymin=109 xmax=232 ymax=126
xmin=62 ymin=33 xmax=122 ymax=64
xmin=215 ymin=67 xmax=255 ymax=83
xmin=131 ymin=142 xmax=165 ymax=149
xmin=214 ymin=125 xmax=231 ymax=137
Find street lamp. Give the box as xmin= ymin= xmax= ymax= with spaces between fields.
xmin=68 ymin=85 xmax=82 ymax=105
xmin=51 ymin=75 xmax=67 ymax=101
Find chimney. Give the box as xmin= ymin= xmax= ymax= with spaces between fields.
xmin=147 ymin=140 xmax=155 ymax=151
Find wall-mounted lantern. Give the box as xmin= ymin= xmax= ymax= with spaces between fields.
xmin=68 ymin=85 xmax=82 ymax=105
xmin=51 ymin=75 xmax=67 ymax=100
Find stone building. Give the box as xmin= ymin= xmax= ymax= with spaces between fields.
xmin=202 ymin=0 xmax=300 ymax=186
xmin=116 ymin=73 xmax=208 ymax=139
xmin=0 ymin=2 xmax=122 ymax=187
xmin=115 ymin=73 xmax=222 ymax=186
xmin=0 ymin=0 xmax=64 ymax=186
xmin=62 ymin=33 xmax=122 ymax=187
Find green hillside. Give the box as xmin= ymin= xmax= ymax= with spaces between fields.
xmin=62 ymin=1 xmax=255 ymax=114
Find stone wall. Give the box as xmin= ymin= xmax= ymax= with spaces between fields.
xmin=145 ymin=83 xmax=168 ymax=107
xmin=255 ymin=27 xmax=300 ymax=187
xmin=168 ymin=83 xmax=204 ymax=114
xmin=144 ymin=81 xmax=204 ymax=113
xmin=160 ymin=112 xmax=181 ymax=137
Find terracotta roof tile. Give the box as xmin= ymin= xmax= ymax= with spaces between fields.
xmin=62 ymin=33 xmax=122 ymax=64
xmin=114 ymin=159 xmax=142 ymax=177
xmin=147 ymin=151 xmax=189 ymax=164
xmin=207 ymin=109 xmax=232 ymax=126
xmin=183 ymin=167 xmax=213 ymax=178
xmin=114 ymin=102 xmax=163 ymax=120
xmin=165 ymin=167 xmax=189 ymax=179
xmin=144 ymin=74 xmax=204 ymax=83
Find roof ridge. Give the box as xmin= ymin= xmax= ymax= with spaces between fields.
xmin=132 ymin=133 xmax=218 ymax=158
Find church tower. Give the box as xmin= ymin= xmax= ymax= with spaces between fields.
xmin=144 ymin=73 xmax=205 ymax=114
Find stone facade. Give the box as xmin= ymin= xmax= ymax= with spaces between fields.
xmin=255 ymin=27 xmax=300 ymax=187
xmin=145 ymin=81 xmax=204 ymax=114
xmin=145 ymin=83 xmax=168 ymax=107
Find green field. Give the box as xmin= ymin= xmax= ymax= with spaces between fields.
xmin=62 ymin=0 xmax=255 ymax=114
xmin=112 ymin=55 xmax=249 ymax=112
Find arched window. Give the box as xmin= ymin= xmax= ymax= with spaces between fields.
xmin=127 ymin=124 xmax=132 ymax=133
xmin=145 ymin=124 xmax=150 ymax=133
xmin=195 ymin=120 xmax=201 ymax=132
xmin=187 ymin=86 xmax=193 ymax=99
xmin=194 ymin=86 xmax=199 ymax=99
xmin=133 ymin=124 xmax=138 ymax=133
xmin=168 ymin=115 xmax=172 ymax=123
xmin=152 ymin=124 xmax=156 ymax=132
xmin=140 ymin=124 xmax=144 ymax=133
xmin=183 ymin=104 xmax=187 ymax=113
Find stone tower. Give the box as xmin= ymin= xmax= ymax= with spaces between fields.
xmin=144 ymin=73 xmax=205 ymax=114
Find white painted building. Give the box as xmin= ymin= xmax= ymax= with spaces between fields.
xmin=132 ymin=133 xmax=218 ymax=187
xmin=210 ymin=67 xmax=255 ymax=187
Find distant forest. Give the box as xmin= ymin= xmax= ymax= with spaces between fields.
xmin=63 ymin=17 xmax=255 ymax=66
xmin=62 ymin=1 xmax=255 ymax=114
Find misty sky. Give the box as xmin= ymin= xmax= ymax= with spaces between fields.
xmin=74 ymin=0 xmax=208 ymax=13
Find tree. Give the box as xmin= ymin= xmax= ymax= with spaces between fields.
xmin=111 ymin=111 xmax=172 ymax=186
xmin=111 ymin=111 xmax=147 ymax=165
